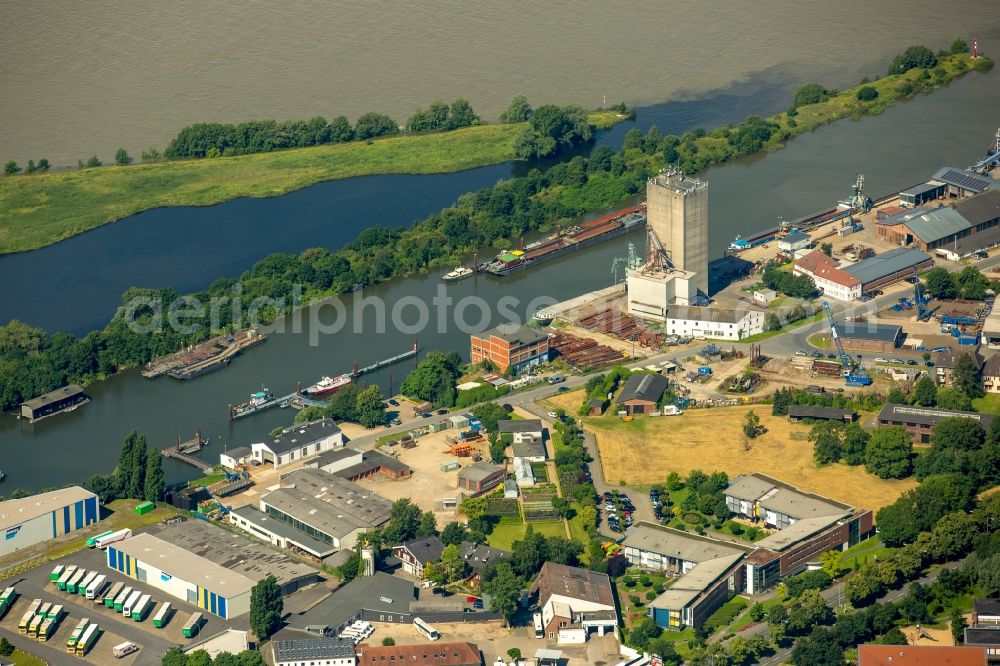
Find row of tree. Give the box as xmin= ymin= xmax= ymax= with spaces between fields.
xmin=292 ymin=382 xmax=387 ymax=429
xmin=923 ymin=265 xmax=993 ymax=301
xmin=761 ymin=264 xmax=818 ymax=299
xmin=81 ymin=430 xmax=164 ymax=504
xmin=161 ymin=647 xmax=266 ymax=666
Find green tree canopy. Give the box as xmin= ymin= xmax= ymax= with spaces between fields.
xmin=502 ymin=95 xmax=533 ymax=123
xmin=794 ymin=83 xmax=831 ymax=106
xmin=888 ymin=45 xmax=938 ymax=75
xmin=115 ymin=148 xmax=132 ymax=165
xmin=865 ymin=426 xmax=913 ymax=478
xmin=249 ymin=575 xmax=283 ymax=640
xmin=355 ymin=384 xmax=386 ymax=428
xmin=355 ymin=112 xmax=399 ymax=140
xmin=856 ymin=86 xmax=879 ymax=101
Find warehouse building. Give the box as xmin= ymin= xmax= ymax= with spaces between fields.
xmin=793 ymin=251 xmax=861 ymax=301
xmin=290 ymin=572 xmax=416 ymax=635
xmin=835 ymin=321 xmax=903 ymax=353
xmin=272 ymin=638 xmax=356 ymax=666
xmin=876 ymin=206 xmax=973 ymax=251
xmin=787 ymin=405 xmax=857 ymax=423
xmin=19 ymin=384 xmax=90 ymax=423
xmin=252 ymin=468 xmax=392 ymax=552
xmin=877 ymin=403 xmax=995 ymax=443
xmin=357 ymin=643 xmax=483 ymax=666
xmin=933 ymin=167 xmax=996 ymax=199
xmin=307 ymin=447 xmax=412 ymax=481
xmin=663 ymin=305 xmax=765 ymax=341
xmin=617 ymin=372 xmax=669 ymax=415
xmin=251 ymin=418 xmax=344 ymax=469
xmin=469 ymin=323 xmax=550 ymax=373
xmin=0 ymin=486 xmax=99 ymax=557
xmin=229 ymin=505 xmax=336 ymax=559
xmin=845 ymin=247 xmax=934 ymax=295
xmin=898 ymin=180 xmax=947 ymax=207
xmin=107 ymin=521 xmax=319 ymax=619
xmin=457 ymin=462 xmax=507 ymax=495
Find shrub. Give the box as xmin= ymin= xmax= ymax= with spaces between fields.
xmin=856 ymin=86 xmax=879 ymax=101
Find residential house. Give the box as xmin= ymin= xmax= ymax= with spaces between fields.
xmin=983 ymin=355 xmax=1000 ymax=393
xmin=458 ymin=542 xmax=510 ymax=589
xmin=931 ymin=348 xmax=985 ymax=388
xmin=663 ymin=305 xmax=765 ymax=341
xmin=529 ymin=562 xmax=617 ymax=643
xmin=393 ymin=537 xmax=445 ymax=579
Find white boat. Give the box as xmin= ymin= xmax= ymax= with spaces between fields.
xmin=304 ymin=374 xmax=353 ymax=397
xmin=442 ymin=266 xmax=474 ymax=282
xmin=532 ymin=310 xmax=553 ymax=324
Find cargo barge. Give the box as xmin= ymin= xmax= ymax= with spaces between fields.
xmin=142 ymin=329 xmax=266 ymax=380
xmin=480 ymin=205 xmax=646 ymax=276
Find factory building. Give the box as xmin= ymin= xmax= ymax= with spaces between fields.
xmin=107 ymin=521 xmax=319 ymax=619
xmin=794 ymin=247 xmax=932 ymax=300
xmin=876 ymin=206 xmax=974 ymax=251
xmin=250 ymin=419 xmax=344 ymax=469
xmin=898 ymin=180 xmax=947 ymax=207
xmin=250 ymin=468 xmax=392 ymax=553
xmin=0 ymin=487 xmax=99 ymax=557
xmin=932 ymin=167 xmax=995 ymax=199
xmin=664 ymin=305 xmax=765 ymax=341
xmin=626 ymin=266 xmax=699 ymax=319
xmin=469 ymin=323 xmax=550 ymax=374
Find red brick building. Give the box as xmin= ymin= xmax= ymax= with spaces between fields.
xmin=470 ymin=323 xmax=550 ymax=373
xmin=456 ymin=462 xmax=507 ymax=495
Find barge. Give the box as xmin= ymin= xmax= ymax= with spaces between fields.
xmin=480 ymin=205 xmax=646 ymax=276
xmin=230 ymin=388 xmax=277 ymax=420
xmin=143 ymin=328 xmax=265 ymax=380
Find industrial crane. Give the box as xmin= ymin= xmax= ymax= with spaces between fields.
xmin=822 ymin=301 xmax=873 ymax=386
xmin=914 ymin=275 xmax=931 ymax=322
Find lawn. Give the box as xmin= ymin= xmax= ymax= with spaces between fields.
xmin=841 ymin=535 xmax=893 ymax=570
xmin=703 ymin=596 xmax=750 ymax=634
xmin=735 ymin=311 xmax=826 ymax=344
xmin=0 ymin=111 xmax=621 ymax=254
xmin=587 ymin=405 xmax=917 ymax=510
xmin=5 ymin=649 xmax=46 ymax=666
xmin=973 ymin=393 xmax=1000 ymax=414
xmin=486 ymin=519 xmax=566 ymax=551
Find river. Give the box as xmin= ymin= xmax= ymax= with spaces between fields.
xmin=2 ymin=0 xmax=999 ymax=164
xmin=1 ymin=70 xmax=998 ymax=492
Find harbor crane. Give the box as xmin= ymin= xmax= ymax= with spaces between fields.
xmin=822 ymin=301 xmax=873 ymax=386
xmin=971 ymin=128 xmax=1000 ymax=174
xmin=610 ymin=242 xmax=642 ymax=284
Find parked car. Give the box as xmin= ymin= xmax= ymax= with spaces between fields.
xmin=874 ymin=357 xmax=888 ymax=363
xmin=907 ymin=359 xmax=919 ymax=366
xmin=388 ymin=399 xmax=399 ymax=406
xmin=547 ymin=411 xmax=559 ymax=418
xmin=547 ymin=375 xmax=565 ymax=385
xmin=437 ymin=408 xmax=448 ymax=415
xmin=557 ymin=386 xmax=570 ymax=393
xmin=795 ymin=350 xmax=808 ymax=357
xmin=890 ymin=358 xmax=904 ymax=364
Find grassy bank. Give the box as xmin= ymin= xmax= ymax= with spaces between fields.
xmin=0 ymin=110 xmax=622 ymax=254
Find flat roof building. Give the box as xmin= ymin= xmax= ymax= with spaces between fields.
xmin=256 ymin=468 xmax=392 ymax=552
xmin=835 ymin=321 xmax=903 ymax=353
xmin=664 ymin=305 xmax=765 ymax=341
xmin=844 ymin=247 xmax=934 ymax=294
xmin=356 ymin=642 xmax=482 ymax=666
xmin=0 ymin=486 xmax=99 ymax=557
xmin=899 ymin=180 xmax=947 ymax=207
xmin=877 ymin=403 xmax=995 ymax=444
xmin=19 ymin=384 xmax=89 ymax=423
xmin=787 ymin=405 xmax=857 ymax=423
xmin=229 ymin=505 xmax=336 ymax=560
xmin=290 ymin=572 xmax=416 ymax=635
xmin=470 ymin=324 xmax=550 ymax=374
xmin=107 ymin=521 xmax=319 ymax=619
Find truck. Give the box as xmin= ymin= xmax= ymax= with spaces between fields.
xmin=0 ymin=586 xmax=16 ymax=619
xmin=77 ymin=571 xmax=97 ymax=596
xmin=103 ymin=581 xmax=124 ymax=607
xmin=86 ymin=530 xmax=115 ymax=548
xmin=36 ymin=602 xmax=52 ymax=618
xmin=18 ymin=610 xmax=34 ymax=633
xmin=152 ymin=601 xmax=172 ymax=628
xmin=46 ymin=604 xmax=63 ymax=620
xmin=696 ymin=366 xmax=713 ymax=375
xmin=95 ymin=528 xmax=132 ymax=549
xmin=77 ymin=623 xmax=99 ymax=656
xmin=661 ymin=405 xmax=683 ymax=416
xmin=50 ymin=564 xmax=65 ymax=582
xmin=122 ymin=590 xmax=142 ymax=617
xmin=182 ymin=611 xmax=203 ymax=638
xmin=37 ymin=617 xmax=54 ymax=641
xmin=86 ymin=574 xmax=108 ymax=600
xmin=56 ymin=565 xmax=78 ymax=590
xmin=131 ymin=594 xmax=152 ymax=621
xmin=113 ymin=641 xmax=139 ymax=658
xmin=66 ymin=618 xmax=89 ymax=652
xmin=547 ymin=374 xmax=565 ymax=385
xmin=113 ymin=586 xmax=134 ymax=613
xmin=27 ymin=613 xmax=43 ymax=638
xmin=66 ymin=569 xmax=87 ymax=594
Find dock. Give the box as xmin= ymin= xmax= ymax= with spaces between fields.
xmin=161 ymin=432 xmax=213 ymax=474
xmin=142 ymin=329 xmax=265 ymax=379
xmin=353 ymin=342 xmax=418 ymax=376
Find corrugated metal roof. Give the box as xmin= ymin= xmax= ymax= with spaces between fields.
xmin=932 ymin=167 xmax=995 ymax=193
xmin=900 ymin=207 xmax=970 ymax=244
xmin=845 ymin=247 xmax=932 ymax=285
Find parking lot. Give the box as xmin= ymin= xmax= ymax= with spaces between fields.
xmin=0 ymin=545 xmax=234 ymax=666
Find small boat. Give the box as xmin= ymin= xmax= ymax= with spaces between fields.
xmin=442 ymin=266 xmax=474 ymax=282
xmin=231 ymin=389 xmax=277 ymax=420
xmin=532 ymin=309 xmax=553 ymax=325
xmin=304 ymin=374 xmax=353 ymax=397
xmin=0 ymin=470 xmax=5 ymax=483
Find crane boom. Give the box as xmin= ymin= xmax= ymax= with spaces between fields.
xmin=822 ymin=301 xmax=873 ymax=386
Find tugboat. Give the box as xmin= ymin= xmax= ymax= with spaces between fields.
xmin=442 ymin=265 xmax=474 ymax=282
xmin=303 ymin=374 xmax=353 ymax=397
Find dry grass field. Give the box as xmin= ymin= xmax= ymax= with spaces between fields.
xmin=587 ymin=405 xmax=916 ymax=510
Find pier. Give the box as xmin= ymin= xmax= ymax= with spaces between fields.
xmin=161 ymin=432 xmax=213 ymax=474
xmin=353 ymin=341 xmax=418 ymax=376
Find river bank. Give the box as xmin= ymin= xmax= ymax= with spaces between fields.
xmin=2 ymin=67 xmax=998 ymax=491
xmin=0 ymin=111 xmax=622 ymax=254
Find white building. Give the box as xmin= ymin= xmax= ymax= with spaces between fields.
xmin=219 ymin=446 xmax=252 ymax=470
xmin=0 ymin=487 xmax=99 ymax=557
xmin=497 ymin=419 xmax=545 ymax=446
xmin=664 ymin=306 xmax=765 ymax=341
xmin=530 ymin=562 xmax=618 ymax=643
xmin=778 ymin=231 xmax=812 ymax=254
xmin=250 ymin=418 xmax=343 ymax=469
xmin=626 ymin=266 xmax=699 ymax=322
xmin=793 ymin=250 xmax=862 ymax=302
xmin=513 ymin=457 xmax=536 ymax=488
xmin=753 ymin=289 xmax=777 ymax=306
xmin=184 ymin=629 xmax=249 ymax=659
xmin=273 ymin=638 xmax=357 ymax=666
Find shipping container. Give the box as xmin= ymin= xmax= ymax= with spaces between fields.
xmin=86 ymin=574 xmax=107 ymax=600
xmin=131 ymin=594 xmax=151 ymax=621
xmin=67 ymin=618 xmax=89 ymax=652
xmin=440 ymin=461 xmax=460 ymax=472
xmin=122 ymin=590 xmax=142 ymax=617
xmin=95 ymin=528 xmax=132 ymax=549
xmin=86 ymin=530 xmax=115 ymax=548
xmin=77 ymin=623 xmax=99 ymax=656
xmin=50 ymin=565 xmax=65 ymax=582
xmin=152 ymin=602 xmax=172 ymax=628
xmin=77 ymin=571 xmax=97 ymax=595
xmin=56 ymin=565 xmax=78 ymax=590
xmin=113 ymin=586 xmax=133 ymax=613
xmin=182 ymin=611 xmax=202 ymax=638
xmin=135 ymin=501 xmax=155 ymax=515
xmin=66 ymin=569 xmax=87 ymax=594
xmin=104 ymin=581 xmax=124 ymax=607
